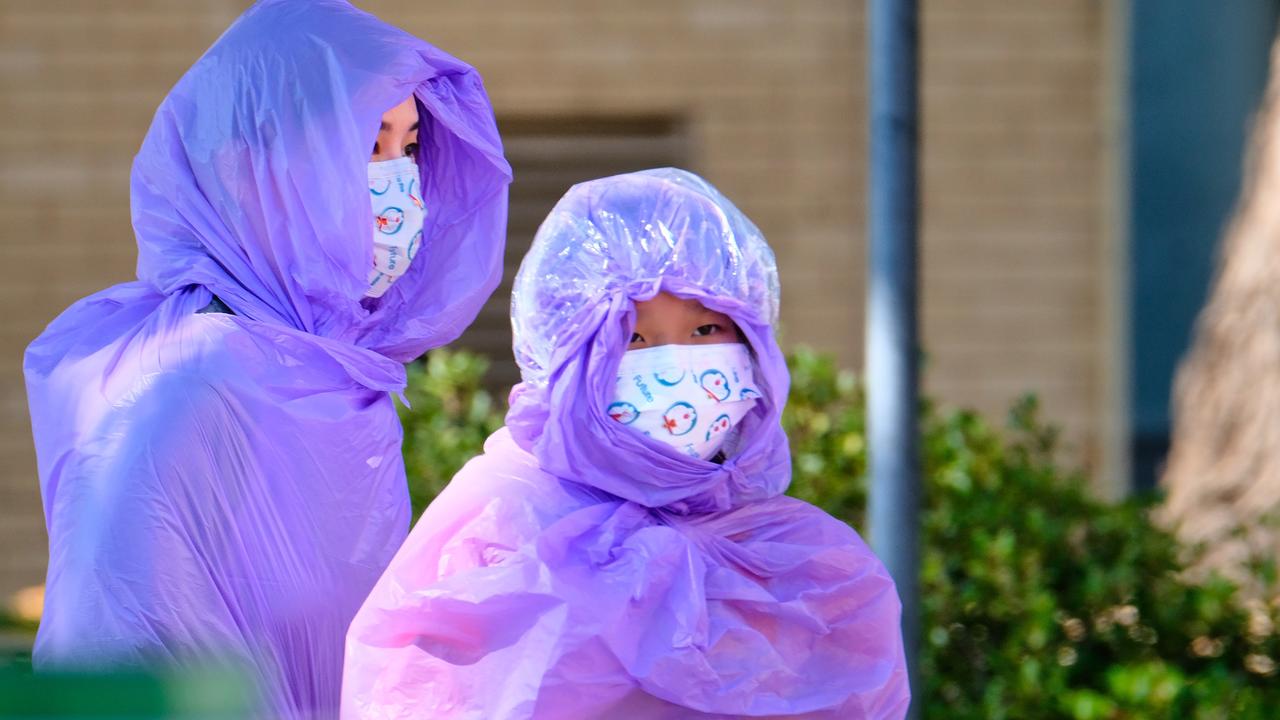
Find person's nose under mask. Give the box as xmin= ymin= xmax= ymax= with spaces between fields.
xmin=607 ymin=342 xmax=761 ymax=461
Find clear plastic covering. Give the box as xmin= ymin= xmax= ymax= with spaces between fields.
xmin=344 ymin=170 xmax=909 ymax=718
xmin=505 ymin=168 xmax=792 ymax=513
xmin=23 ymin=0 xmax=509 ymax=716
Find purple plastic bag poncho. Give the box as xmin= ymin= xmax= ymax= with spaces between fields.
xmin=343 ymin=169 xmax=909 ymax=719
xmin=22 ymin=0 xmax=510 ymax=716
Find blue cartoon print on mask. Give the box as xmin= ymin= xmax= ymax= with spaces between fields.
xmin=407 ymin=230 xmax=423 ymax=261
xmin=699 ymin=369 xmax=731 ymax=402
xmin=662 ymin=401 xmax=698 ymax=436
xmin=376 ymin=207 xmax=405 ymax=234
xmin=607 ymin=401 xmax=640 ymax=425
xmin=654 ymin=367 xmax=686 ymax=387
xmin=706 ymin=413 xmax=733 ymax=441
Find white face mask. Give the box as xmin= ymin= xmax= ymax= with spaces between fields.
xmin=607 ymin=342 xmax=761 ymax=461
xmin=366 ymin=157 xmax=426 ymax=298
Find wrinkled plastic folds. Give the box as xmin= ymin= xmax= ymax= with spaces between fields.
xmin=343 ymin=170 xmax=909 ymax=718
xmin=23 ymin=0 xmax=510 ymax=716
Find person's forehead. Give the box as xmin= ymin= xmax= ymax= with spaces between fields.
xmin=676 ymin=295 xmax=729 ymax=315
xmin=381 ymin=98 xmax=419 ymax=127
xmin=637 ymin=294 xmax=720 ymax=318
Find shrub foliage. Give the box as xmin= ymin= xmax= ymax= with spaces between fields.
xmin=400 ymin=347 xmax=1280 ymax=718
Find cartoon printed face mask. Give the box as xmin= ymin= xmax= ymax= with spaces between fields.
xmin=607 ymin=342 xmax=761 ymax=461
xmin=366 ymin=156 xmax=426 ymax=298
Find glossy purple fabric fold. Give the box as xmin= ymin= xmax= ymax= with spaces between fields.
xmin=344 ymin=170 xmax=908 ymax=718
xmin=23 ymin=1 xmax=510 ymax=716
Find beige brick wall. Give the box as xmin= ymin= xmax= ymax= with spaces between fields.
xmin=0 ymin=0 xmax=1114 ymax=597
xmin=919 ymin=2 xmax=1112 ymax=470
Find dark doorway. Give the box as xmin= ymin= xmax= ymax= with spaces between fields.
xmin=450 ymin=116 xmax=691 ymax=393
xmin=1128 ymin=2 xmax=1278 ymax=490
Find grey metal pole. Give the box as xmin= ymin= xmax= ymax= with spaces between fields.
xmin=866 ymin=0 xmax=921 ymax=715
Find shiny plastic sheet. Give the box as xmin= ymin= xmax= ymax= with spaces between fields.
xmin=343 ymin=170 xmax=909 ymax=718
xmin=23 ymin=1 xmax=510 ymax=716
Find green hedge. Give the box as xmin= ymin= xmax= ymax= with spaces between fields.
xmin=400 ymin=347 xmax=1280 ymax=719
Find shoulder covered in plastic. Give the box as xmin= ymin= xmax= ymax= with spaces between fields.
xmin=393 ymin=427 xmax=602 ymax=574
xmin=151 ymin=312 xmax=396 ymax=398
xmin=67 ymin=310 xmax=399 ymax=471
xmin=346 ymin=428 xmax=910 ymax=719
xmin=413 ymin=427 xmax=887 ymax=576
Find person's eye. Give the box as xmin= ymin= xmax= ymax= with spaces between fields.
xmin=404 ymin=142 xmax=419 ymax=157
xmin=630 ymin=332 xmax=645 ymax=344
xmin=693 ymin=324 xmax=722 ymax=337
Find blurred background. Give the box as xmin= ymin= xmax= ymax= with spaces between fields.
xmin=3 ymin=0 xmax=1280 ymax=715
xmin=4 ymin=0 xmax=1274 ymax=595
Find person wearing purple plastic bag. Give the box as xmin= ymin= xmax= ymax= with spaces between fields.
xmin=22 ymin=0 xmax=510 ymax=716
xmin=342 ymin=169 xmax=909 ymax=719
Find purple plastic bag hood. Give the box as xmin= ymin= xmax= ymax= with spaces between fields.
xmin=130 ymin=0 xmax=510 ymax=361
xmin=343 ymin=170 xmax=909 ymax=718
xmin=507 ymin=168 xmax=792 ymax=514
xmin=23 ymin=0 xmax=509 ymax=716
